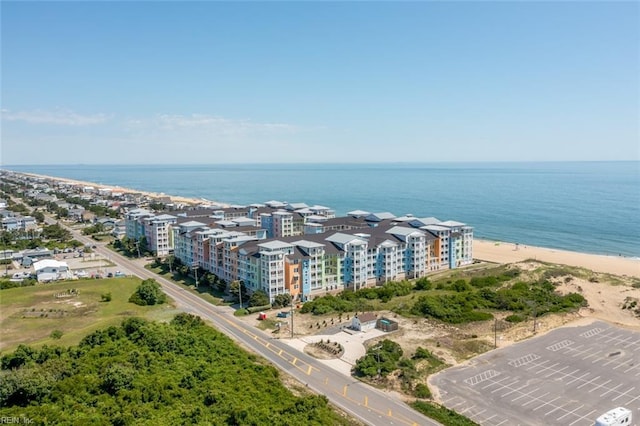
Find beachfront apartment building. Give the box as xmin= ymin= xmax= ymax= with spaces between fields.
xmin=143 ymin=214 xmax=177 ymax=257
xmin=124 ymin=209 xmax=178 ymax=256
xmin=128 ymin=201 xmax=473 ymax=302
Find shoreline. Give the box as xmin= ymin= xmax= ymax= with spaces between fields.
xmin=474 ymin=239 xmax=640 ymax=278
xmin=5 ymin=169 xmax=639 ymax=278
xmin=10 ymin=170 xmax=230 ymax=208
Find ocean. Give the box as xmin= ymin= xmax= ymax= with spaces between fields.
xmin=4 ymin=162 xmax=639 ymax=258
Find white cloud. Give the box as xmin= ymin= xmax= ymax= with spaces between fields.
xmin=1 ymin=109 xmax=109 ymax=126
xmin=154 ymin=114 xmax=299 ymax=135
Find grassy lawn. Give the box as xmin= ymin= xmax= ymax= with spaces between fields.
xmin=145 ymin=264 xmax=228 ymax=306
xmin=0 ymin=277 xmax=180 ymax=354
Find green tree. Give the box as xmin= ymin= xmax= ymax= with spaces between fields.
xmin=129 ymin=279 xmax=167 ymax=306
xmin=249 ymin=290 xmax=270 ymax=307
xmin=272 ymin=293 xmax=292 ymax=309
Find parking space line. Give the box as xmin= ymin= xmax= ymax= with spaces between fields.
xmin=577 ymin=375 xmax=601 ymax=389
xmin=546 ymin=339 xmax=574 ymax=352
xmin=534 ymin=362 xmax=560 ymax=375
xmin=533 ymin=396 xmax=560 ymax=411
xmin=562 ymin=344 xmax=584 ymax=355
xmin=544 ymin=365 xmax=568 ymax=378
xmin=526 ymin=359 xmax=550 ymax=371
xmin=580 ymin=327 xmax=604 ymax=338
xmin=566 ymin=371 xmax=590 ymax=385
xmin=623 ymin=363 xmax=640 ymax=373
xmin=491 ymin=379 xmax=519 ymax=394
xmin=511 ymin=387 xmax=540 ymax=402
xmin=501 ymin=383 xmax=529 ymax=398
xmin=569 ymin=409 xmax=596 ymax=426
xmin=588 ymin=378 xmax=612 ymax=393
xmin=521 ymin=391 xmax=549 ymax=406
xmin=600 ymin=383 xmax=622 ymax=397
xmin=544 ymin=401 xmax=568 ymax=416
xmin=623 ymin=393 xmax=640 ymax=405
xmin=556 ymin=404 xmax=584 ymax=421
xmin=481 ymin=375 xmax=511 ymax=389
xmin=558 ymin=368 xmax=581 ymax=381
xmin=611 ymin=386 xmax=635 ymax=401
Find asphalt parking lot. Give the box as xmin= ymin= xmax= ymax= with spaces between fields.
xmin=430 ymin=320 xmax=640 ymax=426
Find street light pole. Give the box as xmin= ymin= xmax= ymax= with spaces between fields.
xmin=290 ymin=296 xmax=294 ymax=338
xmin=373 ymin=344 xmax=382 ymax=379
xmin=238 ymin=282 xmax=242 ymax=310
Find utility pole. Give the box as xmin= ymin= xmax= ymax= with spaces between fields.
xmin=373 ymin=344 xmax=382 ymax=379
xmin=290 ymin=296 xmax=294 ymax=338
xmin=192 ymin=263 xmax=199 ymax=288
xmin=238 ymin=282 xmax=242 ymax=310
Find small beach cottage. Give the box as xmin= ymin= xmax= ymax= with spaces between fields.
xmin=351 ymin=313 xmax=378 ymax=332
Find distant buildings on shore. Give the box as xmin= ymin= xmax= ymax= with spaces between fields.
xmin=1 ymin=170 xmax=473 ymax=302
xmin=126 ymin=203 xmax=473 ymax=303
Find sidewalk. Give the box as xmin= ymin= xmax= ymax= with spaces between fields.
xmin=282 ymin=328 xmax=385 ymax=376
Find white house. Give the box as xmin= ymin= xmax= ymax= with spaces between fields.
xmin=33 ymin=259 xmax=72 ymax=282
xmin=351 ymin=312 xmax=378 ymax=332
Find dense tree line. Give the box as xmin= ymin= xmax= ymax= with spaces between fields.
xmin=0 ymin=314 xmax=352 ymax=425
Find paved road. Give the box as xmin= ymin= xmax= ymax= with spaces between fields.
xmin=59 ymin=222 xmax=440 ymax=426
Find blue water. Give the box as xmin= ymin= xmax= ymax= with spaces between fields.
xmin=4 ymin=162 xmax=639 ymax=258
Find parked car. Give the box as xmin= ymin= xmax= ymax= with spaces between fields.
xmin=114 ymin=271 xmax=126 ymax=277
xmin=107 ymin=272 xmax=113 ymax=278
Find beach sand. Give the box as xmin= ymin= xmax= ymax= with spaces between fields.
xmin=17 ymin=171 xmax=229 ymax=208
xmin=474 ymin=239 xmax=640 ymax=278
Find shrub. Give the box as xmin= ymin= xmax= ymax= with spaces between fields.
xmin=504 ymin=314 xmax=525 ymax=323
xmin=414 ymin=383 xmax=431 ymax=399
xmin=50 ymin=330 xmax=63 ymax=340
xmin=101 ymin=292 xmax=112 ymax=302
xmin=129 ymin=279 xmax=166 ymax=306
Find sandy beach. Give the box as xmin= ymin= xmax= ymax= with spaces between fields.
xmin=474 ymin=239 xmax=640 ymax=278
xmin=16 ymin=171 xmax=229 ymax=208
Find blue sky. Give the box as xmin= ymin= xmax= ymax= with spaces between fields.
xmin=1 ymin=1 xmax=638 ymax=165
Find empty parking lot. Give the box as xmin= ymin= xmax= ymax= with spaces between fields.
xmin=430 ymin=320 xmax=640 ymax=426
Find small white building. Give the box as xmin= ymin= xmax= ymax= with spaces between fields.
xmin=351 ymin=312 xmax=378 ymax=332
xmin=33 ymin=259 xmax=72 ymax=282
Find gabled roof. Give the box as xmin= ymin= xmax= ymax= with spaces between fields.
xmin=286 ymin=202 xmax=309 ymax=210
xmin=347 ymin=210 xmax=370 ymax=217
xmin=292 ymin=240 xmax=325 ymax=249
xmin=386 ymin=226 xmax=425 ymax=238
xmin=366 ymin=212 xmax=396 ymax=222
xmin=409 ymin=217 xmax=441 ymax=227
xmin=325 ymin=233 xmax=367 ymax=246
xmin=355 ymin=312 xmax=377 ymax=323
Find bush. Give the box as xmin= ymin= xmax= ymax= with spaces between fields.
xmin=414 ymin=383 xmax=431 ymax=399
xmin=505 ymin=314 xmax=525 ymax=323
xmin=101 ymin=292 xmax=112 ymax=302
xmin=50 ymin=330 xmax=63 ymax=340
xmin=249 ymin=290 xmax=270 ymax=308
xmin=129 ymin=279 xmax=166 ymax=306
xmin=247 ymin=305 xmax=271 ymax=314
